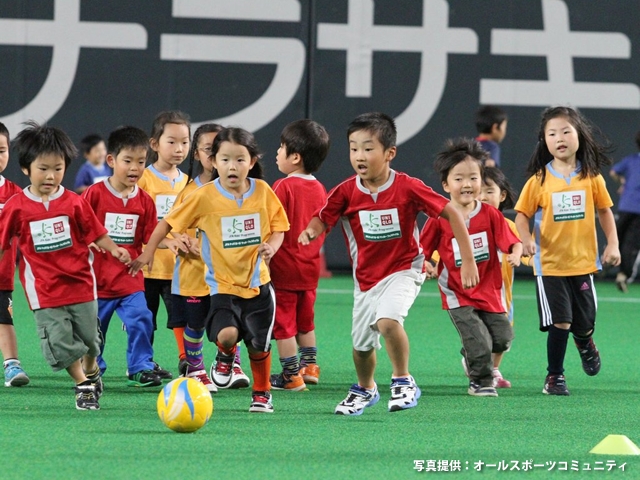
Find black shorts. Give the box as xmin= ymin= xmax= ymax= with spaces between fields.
xmin=205 ymin=284 xmax=275 ymax=353
xmin=0 ymin=291 xmax=13 ymax=325
xmin=171 ymin=294 xmax=210 ymax=330
xmin=535 ymin=275 xmax=597 ymax=334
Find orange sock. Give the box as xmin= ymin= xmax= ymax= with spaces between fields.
xmin=249 ymin=351 xmax=271 ymax=391
xmin=173 ymin=327 xmax=186 ymax=360
xmin=216 ymin=341 xmax=236 ymax=358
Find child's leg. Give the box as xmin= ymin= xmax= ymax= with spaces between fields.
xmin=116 ymin=292 xmax=155 ymax=375
xmin=547 ymin=323 xmax=570 ymax=374
xmin=569 ymin=274 xmax=600 ymax=376
xmin=376 ymin=318 xmax=409 ymax=378
xmin=0 ymin=291 xmax=29 ymax=387
xmin=353 ymin=347 xmax=377 ymax=389
xmin=271 ymin=289 xmax=305 ymax=390
xmin=0 ymin=324 xmax=19 ymax=360
xmin=448 ymin=307 xmax=494 ymax=387
xmin=483 ymin=312 xmax=514 ymax=388
xmin=96 ymin=298 xmax=117 ymax=374
xmin=143 ymin=278 xmax=161 ymax=342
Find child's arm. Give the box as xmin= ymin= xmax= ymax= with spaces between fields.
xmin=506 ymin=243 xmax=523 ymax=268
xmin=298 ymin=217 xmax=328 ymax=245
xmin=440 ymin=203 xmax=479 ymax=289
xmin=94 ymin=234 xmax=131 ymax=264
xmin=258 ymin=231 xmax=285 ymax=263
xmin=597 ymin=207 xmax=621 ymax=267
xmin=515 ymin=212 xmax=536 ymax=257
xmin=128 ymin=219 xmax=173 ymax=274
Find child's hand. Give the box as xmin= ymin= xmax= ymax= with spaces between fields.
xmin=298 ymin=229 xmax=316 ymax=245
xmin=258 ymin=242 xmax=276 ymax=262
xmin=162 ymin=237 xmax=189 ymax=256
xmin=521 ymin=238 xmax=537 ymax=257
xmin=506 ymin=253 xmax=521 ymax=268
xmin=601 ymin=245 xmax=621 ymax=267
xmin=460 ymin=262 xmax=479 ymax=289
xmin=111 ymin=247 xmax=131 ymax=264
xmin=424 ymin=260 xmax=437 ymax=279
xmin=129 ymin=251 xmax=153 ymax=276
xmin=89 ymin=242 xmax=106 ymax=253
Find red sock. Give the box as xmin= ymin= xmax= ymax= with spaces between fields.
xmin=173 ymin=327 xmax=186 ymax=360
xmin=216 ymin=342 xmax=236 ymax=358
xmin=249 ymin=351 xmax=271 ymax=391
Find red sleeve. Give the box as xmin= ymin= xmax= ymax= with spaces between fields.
xmin=316 ymin=180 xmax=349 ymax=227
xmin=408 ymin=176 xmax=449 ymax=219
xmin=75 ymin=195 xmax=108 ymax=244
xmin=0 ymin=199 xmax=18 ymax=251
xmin=490 ymin=207 xmax=521 ymax=253
xmin=141 ymin=192 xmax=158 ymax=244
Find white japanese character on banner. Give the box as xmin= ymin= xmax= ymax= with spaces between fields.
xmin=480 ymin=0 xmax=640 ymax=109
xmin=317 ymin=0 xmax=478 ymax=144
xmin=161 ymin=0 xmax=305 ymax=133
xmin=0 ymin=0 xmax=147 ymax=134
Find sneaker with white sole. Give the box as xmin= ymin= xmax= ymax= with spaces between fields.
xmin=575 ymin=337 xmax=601 ymax=376
xmin=74 ymin=384 xmax=100 ymax=410
xmin=492 ymin=369 xmax=511 ymax=388
xmin=468 ymin=381 xmax=498 ymax=397
xmin=187 ymin=368 xmax=217 ymax=393
xmin=228 ymin=363 xmax=250 ymax=389
xmin=543 ymin=374 xmax=570 ymax=396
xmin=249 ymin=390 xmax=274 ymax=413
xmin=210 ymin=353 xmax=234 ymax=388
xmin=388 ymin=376 xmax=421 ymax=412
xmin=4 ymin=360 xmax=30 ymax=387
xmin=335 ymin=384 xmax=380 ymax=416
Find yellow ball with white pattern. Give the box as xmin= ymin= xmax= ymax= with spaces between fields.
xmin=157 ymin=377 xmax=213 ymax=433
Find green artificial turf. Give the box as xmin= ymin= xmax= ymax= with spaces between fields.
xmin=1 ymin=275 xmax=639 ymax=479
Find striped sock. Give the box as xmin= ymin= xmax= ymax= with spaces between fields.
xmin=184 ymin=327 xmax=205 ymax=370
xmin=298 ymin=346 xmax=317 ymax=366
xmin=235 ymin=343 xmax=242 ymax=365
xmin=279 ymin=355 xmax=300 ymax=376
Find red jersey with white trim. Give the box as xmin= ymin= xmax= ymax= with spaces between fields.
xmin=83 ymin=180 xmax=157 ymax=298
xmin=317 ymin=170 xmax=448 ymax=291
xmin=0 ymin=187 xmax=107 ymax=310
xmin=0 ymin=177 xmax=22 ymax=291
xmin=420 ymin=201 xmax=520 ymax=313
xmin=270 ymin=174 xmax=327 ymax=291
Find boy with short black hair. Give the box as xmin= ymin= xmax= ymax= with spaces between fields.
xmin=269 ymin=119 xmax=330 ymax=390
xmin=83 ymin=126 xmax=177 ymax=388
xmin=299 ymin=112 xmax=479 ymax=415
xmin=74 ymin=133 xmax=110 ymax=193
xmin=0 ymin=121 xmax=30 ymax=387
xmin=0 ymin=122 xmax=131 ymax=410
xmin=475 ymin=105 xmax=508 ymax=167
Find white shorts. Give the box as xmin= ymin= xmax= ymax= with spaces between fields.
xmin=351 ymin=269 xmax=425 ymax=351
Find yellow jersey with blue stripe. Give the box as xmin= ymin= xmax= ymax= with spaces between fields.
xmin=514 ymin=162 xmax=613 ymax=277
xmin=163 ymin=178 xmax=289 ymax=299
xmin=138 ymin=165 xmax=188 ymax=280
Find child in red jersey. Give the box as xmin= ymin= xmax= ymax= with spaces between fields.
xmin=0 ymin=122 xmax=30 ymax=387
xmin=420 ymin=138 xmax=521 ymax=397
xmin=0 ymin=122 xmax=130 ymax=410
xmin=269 ymin=120 xmax=330 ymax=391
xmin=300 ymin=113 xmax=479 ymax=415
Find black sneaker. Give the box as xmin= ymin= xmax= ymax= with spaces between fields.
xmin=86 ymin=370 xmax=104 ymax=399
xmin=543 ymin=374 xmax=570 ymax=395
xmin=127 ymin=370 xmax=162 ymax=387
xmin=575 ymin=337 xmax=601 ymax=376
xmin=178 ymin=358 xmax=189 ymax=377
xmin=152 ymin=361 xmax=173 ymax=380
xmin=75 ymin=384 xmax=100 ymax=410
xmin=467 ymin=381 xmax=498 ymax=397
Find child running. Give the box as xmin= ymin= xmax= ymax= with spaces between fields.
xmin=0 ymin=122 xmax=130 ymax=409
xmin=479 ymin=166 xmax=530 ymax=388
xmin=138 ymin=110 xmax=190 ymax=379
xmin=299 ymin=112 xmax=479 ymax=415
xmin=515 ymin=106 xmax=620 ymax=396
xmin=269 ymin=119 xmax=330 ymax=391
xmin=420 ymin=138 xmax=521 ymax=397
xmin=0 ymin=122 xmax=30 ymax=387
xmin=130 ymin=127 xmax=289 ymax=413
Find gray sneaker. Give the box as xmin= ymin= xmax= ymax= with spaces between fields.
xmin=75 ymin=384 xmax=100 ymax=410
xmin=468 ymin=381 xmax=498 ymax=397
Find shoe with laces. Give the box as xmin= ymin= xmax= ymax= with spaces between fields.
xmin=127 ymin=370 xmax=162 ymax=387
xmin=575 ymin=337 xmax=601 ymax=376
xmin=228 ymin=364 xmax=250 ymax=389
xmin=299 ymin=364 xmax=320 ymax=385
xmin=178 ymin=358 xmax=189 ymax=377
xmin=468 ymin=381 xmax=498 ymax=397
xmin=249 ymin=390 xmax=274 ymax=413
xmin=543 ymin=374 xmax=570 ymax=396
xmin=186 ymin=367 xmax=217 ymax=393
xmin=492 ymin=369 xmax=512 ymax=388
xmin=85 ymin=369 xmax=104 ymax=399
xmin=270 ymin=372 xmax=306 ymax=391
xmin=211 ymin=353 xmax=234 ymax=388
xmin=335 ymin=384 xmax=380 ymax=416
xmin=152 ymin=361 xmax=173 ymax=380
xmin=4 ymin=360 xmax=29 ymax=387
xmin=388 ymin=376 xmax=421 ymax=412
xmin=75 ymin=384 xmax=100 ymax=410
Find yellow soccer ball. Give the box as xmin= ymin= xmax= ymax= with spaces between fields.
xmin=157 ymin=377 xmax=213 ymax=433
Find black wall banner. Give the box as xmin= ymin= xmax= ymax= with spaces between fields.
xmin=1 ymin=0 xmax=638 ymax=269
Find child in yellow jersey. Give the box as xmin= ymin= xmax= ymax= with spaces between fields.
xmin=515 ymin=106 xmax=620 ymax=396
xmin=479 ymin=167 xmax=531 ymax=388
xmin=130 ymin=127 xmax=289 ymax=413
xmin=138 ymin=111 xmax=190 ymax=380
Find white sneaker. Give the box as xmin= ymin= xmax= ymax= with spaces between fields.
xmin=228 ymin=363 xmax=250 ymax=389
xmin=388 ymin=375 xmax=421 ymax=412
xmin=187 ymin=368 xmax=217 ymax=393
xmin=335 ymin=384 xmax=380 ymax=416
xmin=249 ymin=390 xmax=274 ymax=413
